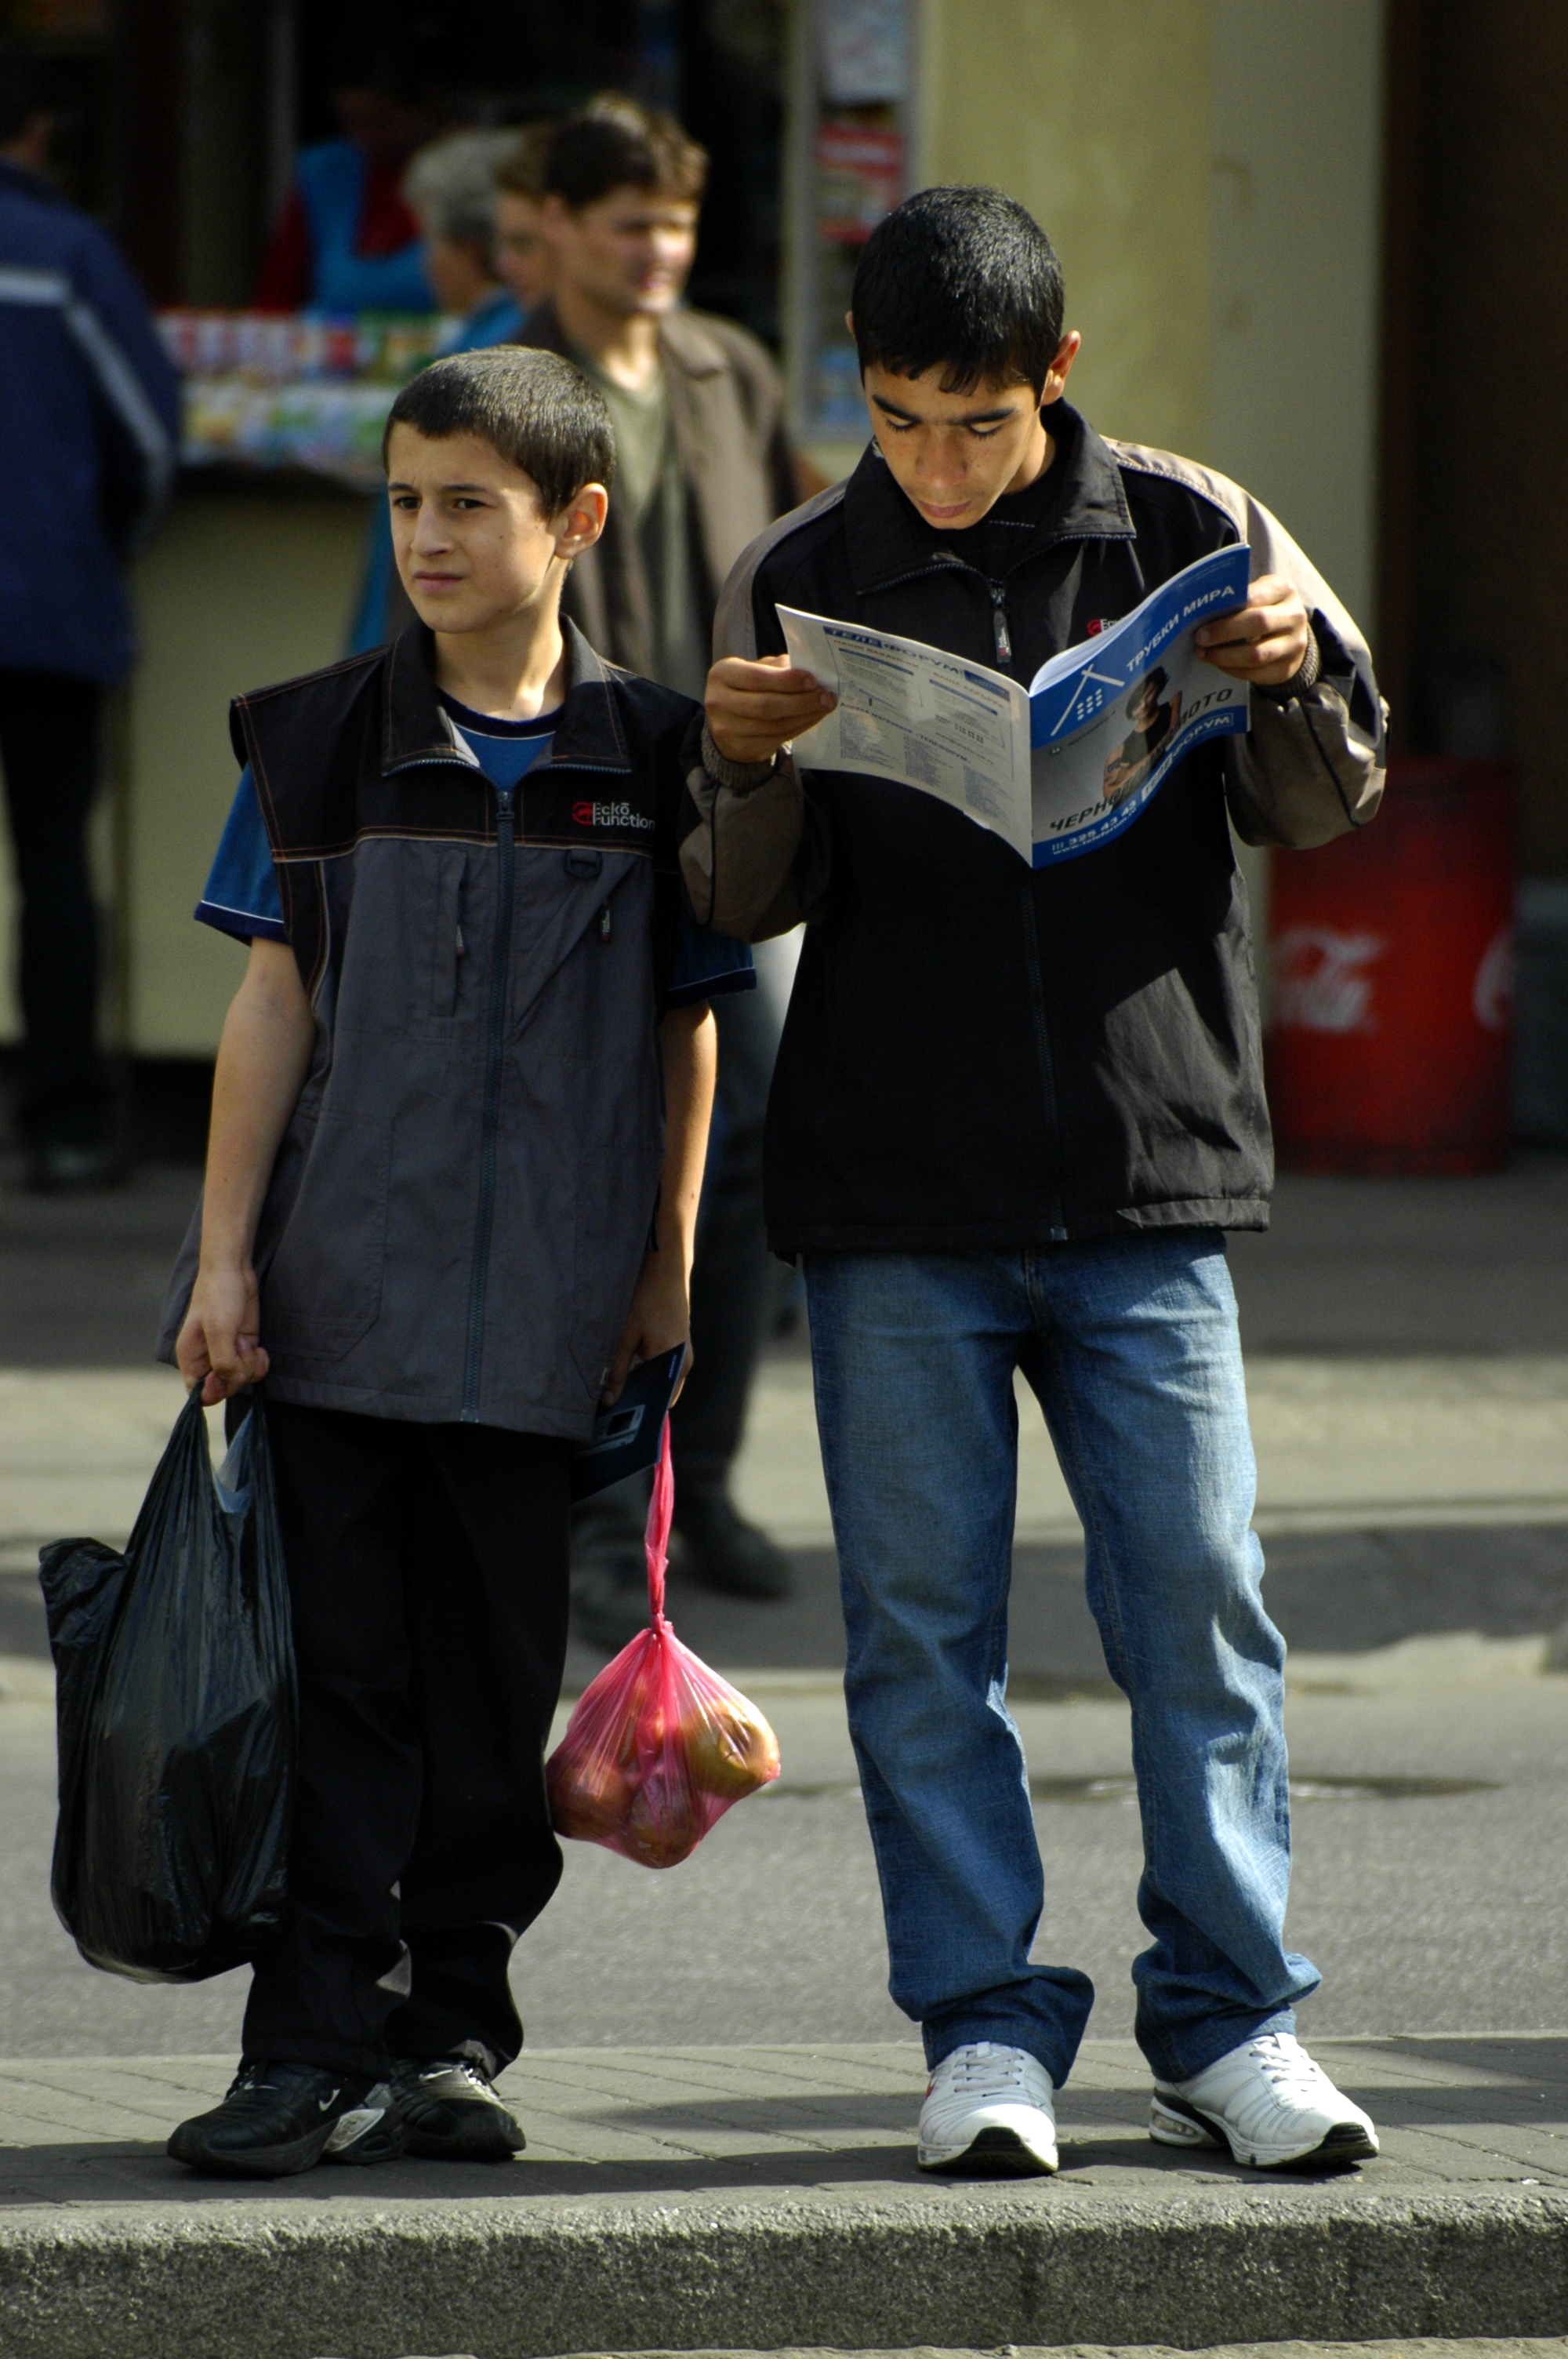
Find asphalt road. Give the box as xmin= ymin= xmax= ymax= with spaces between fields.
xmin=2 ymin=1153 xmax=1566 ymax=2070
xmin=3 ymin=1655 xmax=1566 ymax=2063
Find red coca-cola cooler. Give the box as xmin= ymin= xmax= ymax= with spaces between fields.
xmin=1267 ymin=756 xmax=1516 ymax=1174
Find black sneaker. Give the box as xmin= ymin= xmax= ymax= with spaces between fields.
xmin=390 ymin=2056 xmax=526 ymax=2161
xmin=673 ymin=1495 xmax=794 ymax=1600
xmin=167 ymin=2062 xmax=402 ymax=2179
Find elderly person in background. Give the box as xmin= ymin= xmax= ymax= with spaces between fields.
xmin=406 ymin=129 xmax=532 ymax=352
xmin=347 ymin=127 xmax=540 ymax=655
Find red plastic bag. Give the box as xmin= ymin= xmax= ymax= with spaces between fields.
xmin=546 ymin=1423 xmax=780 ymax=1866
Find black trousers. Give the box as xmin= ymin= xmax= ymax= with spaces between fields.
xmin=0 ymin=670 xmax=109 ymax=1147
xmin=244 ymin=1401 xmax=573 ymax=2079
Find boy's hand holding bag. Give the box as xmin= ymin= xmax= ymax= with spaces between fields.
xmin=547 ymin=1423 xmax=779 ymax=1866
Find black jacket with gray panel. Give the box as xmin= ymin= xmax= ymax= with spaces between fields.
xmin=159 ymin=622 xmax=701 ymax=1438
xmin=681 ymin=402 xmax=1387 ymax=1256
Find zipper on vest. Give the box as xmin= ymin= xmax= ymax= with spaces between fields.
xmin=461 ymin=780 xmax=516 ymax=1422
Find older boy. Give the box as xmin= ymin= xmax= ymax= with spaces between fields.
xmin=160 ymin=347 xmax=751 ymax=2178
xmin=691 ymin=188 xmax=1385 ymax=2177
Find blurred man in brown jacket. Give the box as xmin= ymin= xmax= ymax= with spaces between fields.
xmin=517 ymin=96 xmax=812 ymax=1641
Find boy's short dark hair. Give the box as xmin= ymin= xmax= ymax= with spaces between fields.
xmin=383 ymin=347 xmax=616 ymax=515
xmin=851 ymin=187 xmax=1065 ymax=396
xmin=541 ymin=92 xmax=707 ymax=209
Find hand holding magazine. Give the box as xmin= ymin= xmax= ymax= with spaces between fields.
xmin=778 ymin=543 xmax=1253 ymax=866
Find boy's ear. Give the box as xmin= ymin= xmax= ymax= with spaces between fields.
xmin=555 ymin=482 xmax=609 ymax=558
xmin=1041 ymin=329 xmax=1082 ymax=405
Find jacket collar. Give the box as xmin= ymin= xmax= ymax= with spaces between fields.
xmin=517 ymin=296 xmax=730 ymax=382
xmin=842 ymin=400 xmax=1135 ymax=597
xmin=381 ymin=617 xmax=632 ymax=776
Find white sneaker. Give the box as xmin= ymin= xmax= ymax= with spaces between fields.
xmin=1151 ymin=2030 xmax=1379 ymax=2168
xmin=916 ymin=2041 xmax=1058 ymax=2175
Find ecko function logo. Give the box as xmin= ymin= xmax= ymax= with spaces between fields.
xmin=572 ymin=800 xmax=653 ymax=830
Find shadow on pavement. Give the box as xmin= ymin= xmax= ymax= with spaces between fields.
xmin=5 ymin=2039 xmax=1565 ymax=2209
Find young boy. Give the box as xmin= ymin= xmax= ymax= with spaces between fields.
xmin=158 ymin=345 xmax=752 ymax=2178
xmin=690 ymin=187 xmax=1386 ymax=2177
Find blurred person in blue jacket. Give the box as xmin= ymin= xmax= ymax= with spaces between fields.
xmin=254 ymin=49 xmax=439 ymax=316
xmin=348 ymin=129 xmax=547 ymax=656
xmin=0 ymin=45 xmax=180 ymax=1190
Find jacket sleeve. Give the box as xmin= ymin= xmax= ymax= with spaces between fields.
xmin=69 ymin=223 xmax=182 ymax=551
xmin=679 ymin=509 xmax=844 ymax=941
xmin=1218 ymin=489 xmax=1388 ymax=850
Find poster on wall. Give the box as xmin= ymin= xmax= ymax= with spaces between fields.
xmin=821 ymin=0 xmax=908 ymax=104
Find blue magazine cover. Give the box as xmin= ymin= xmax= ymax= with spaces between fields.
xmin=1026 ymin=543 xmax=1252 ymax=864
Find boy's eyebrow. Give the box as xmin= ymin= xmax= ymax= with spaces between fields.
xmin=870 ymin=391 xmax=1019 ymax=427
xmin=386 ymin=478 xmax=499 ymax=494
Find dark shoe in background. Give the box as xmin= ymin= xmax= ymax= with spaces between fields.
xmin=167 ymin=2061 xmax=401 ymax=2178
xmin=569 ymin=1488 xmax=651 ymax=1653
xmin=391 ymin=2055 xmax=525 ymax=2161
xmin=673 ymin=1493 xmax=794 ymax=1600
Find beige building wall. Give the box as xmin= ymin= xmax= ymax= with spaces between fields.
xmin=118 ymin=493 xmax=368 ymax=1056
xmin=914 ymin=0 xmax=1385 ymax=625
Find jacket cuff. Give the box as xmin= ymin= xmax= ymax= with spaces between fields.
xmin=1253 ymin=627 xmax=1322 ymax=703
xmin=701 ymin=722 xmax=779 ymax=796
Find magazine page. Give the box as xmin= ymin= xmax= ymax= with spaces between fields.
xmin=776 ymin=606 xmax=1033 ymax=862
xmin=1026 ymin=544 xmax=1253 ymax=866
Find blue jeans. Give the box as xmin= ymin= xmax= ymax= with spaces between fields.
xmin=806 ymin=1235 xmax=1319 ymax=2088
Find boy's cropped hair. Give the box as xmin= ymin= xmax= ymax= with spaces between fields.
xmin=383 ymin=347 xmax=616 ymax=516
xmin=851 ymin=186 xmax=1065 ymax=396
xmin=541 ymin=91 xmax=707 ymax=209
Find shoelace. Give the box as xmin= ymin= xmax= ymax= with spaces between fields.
xmin=934 ymin=2046 xmax=1033 ymax=2096
xmin=1246 ymin=2035 xmax=1327 ymax=2096
xmin=417 ymin=2059 xmax=489 ymax=2092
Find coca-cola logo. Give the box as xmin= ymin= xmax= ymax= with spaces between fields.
xmin=1273 ymin=925 xmax=1386 ymax=1033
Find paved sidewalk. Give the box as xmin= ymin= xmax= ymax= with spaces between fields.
xmin=3 ymin=2037 xmax=1568 ymax=2357
xmin=5 ymin=1354 xmax=1568 ymax=1576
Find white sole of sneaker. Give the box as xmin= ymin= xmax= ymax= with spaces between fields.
xmin=1149 ymin=2091 xmax=1378 ymax=2169
xmin=916 ymin=2124 xmax=1058 ymax=2176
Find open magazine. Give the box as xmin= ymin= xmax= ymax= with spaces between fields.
xmin=778 ymin=543 xmax=1253 ymax=866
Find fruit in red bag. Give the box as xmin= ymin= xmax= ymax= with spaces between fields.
xmin=682 ymin=1697 xmax=779 ymax=1800
xmin=546 ymin=1751 xmax=636 ymax=1844
xmin=621 ymin=1776 xmax=703 ymax=1869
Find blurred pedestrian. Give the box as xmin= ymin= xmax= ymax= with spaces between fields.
xmin=493 ymin=125 xmax=556 ymax=318
xmin=349 ymin=129 xmax=527 ymax=654
xmin=254 ymin=49 xmax=439 ymax=315
xmin=0 ymin=45 xmax=180 ymax=1190
xmin=517 ymin=94 xmax=809 ymax=1645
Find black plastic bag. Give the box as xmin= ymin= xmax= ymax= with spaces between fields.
xmin=39 ymin=1389 xmax=296 ymax=1982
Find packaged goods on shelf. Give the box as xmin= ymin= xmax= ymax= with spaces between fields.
xmin=158 ymin=310 xmax=454 ymax=485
